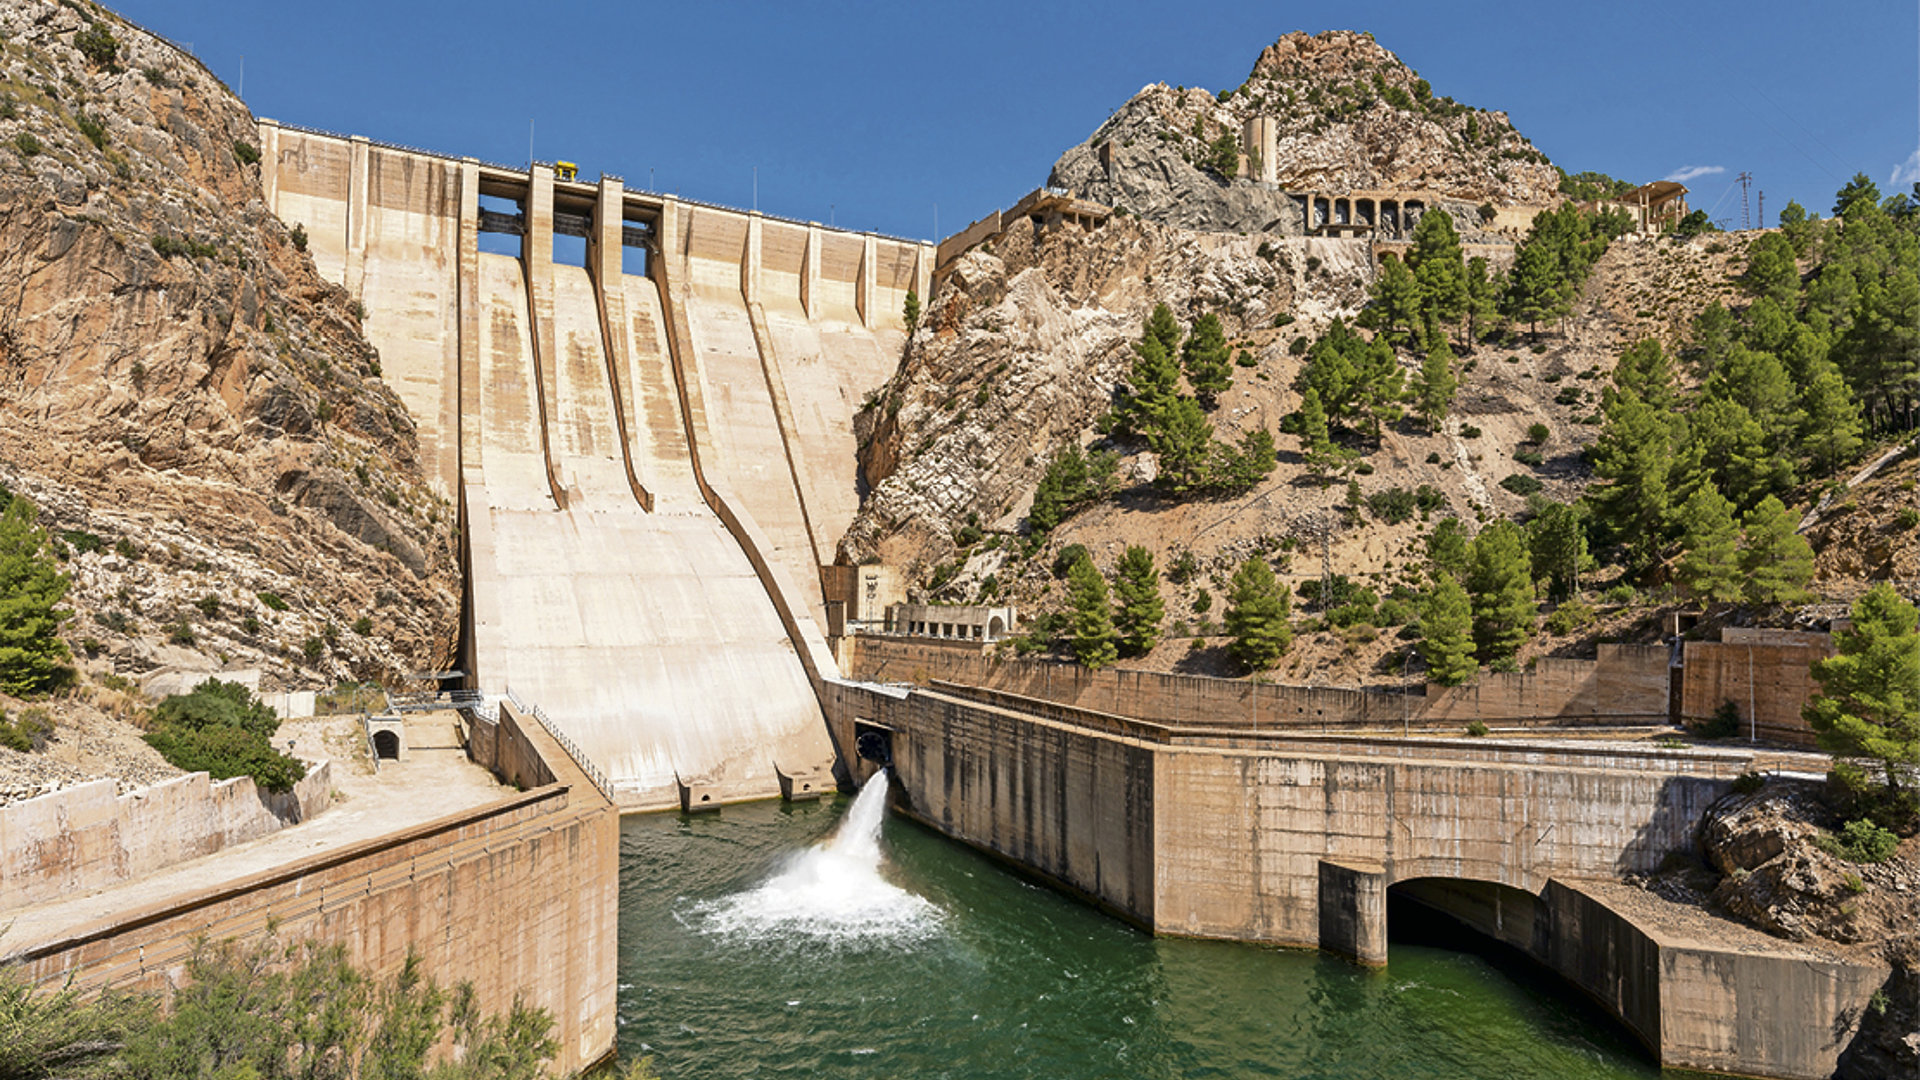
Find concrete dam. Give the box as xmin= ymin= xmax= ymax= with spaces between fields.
xmin=258 ymin=123 xmax=932 ymax=810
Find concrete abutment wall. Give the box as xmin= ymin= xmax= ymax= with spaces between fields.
xmin=11 ymin=703 xmax=618 ymax=1075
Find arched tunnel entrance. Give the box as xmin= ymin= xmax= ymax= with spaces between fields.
xmin=1387 ymin=876 xmax=1546 ymax=958
xmin=372 ymin=729 xmax=401 ymax=760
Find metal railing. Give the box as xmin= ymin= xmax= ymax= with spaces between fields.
xmin=501 ymin=685 xmax=616 ymax=803
xmin=384 ymin=689 xmax=486 ymax=713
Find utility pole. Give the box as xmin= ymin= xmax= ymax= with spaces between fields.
xmin=1737 ymin=171 xmax=1753 ymax=231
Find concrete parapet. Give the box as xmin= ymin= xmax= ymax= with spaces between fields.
xmin=1 ymin=763 xmax=334 ymax=915
xmin=845 ymin=636 xmax=1671 ymax=730
xmin=1680 ymin=637 xmax=1832 ymax=746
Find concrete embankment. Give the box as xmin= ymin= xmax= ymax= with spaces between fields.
xmin=823 ymin=677 xmax=1888 ymax=1080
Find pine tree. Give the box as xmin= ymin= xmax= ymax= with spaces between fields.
xmin=1464 ymin=255 xmax=1499 ymax=343
xmin=1501 ymin=239 xmax=1559 ymax=341
xmin=1464 ymin=519 xmax=1534 ymax=664
xmin=1426 ymin=517 xmax=1472 ymax=581
xmin=1527 ymin=499 xmax=1587 ymax=602
xmin=1743 ymin=232 xmax=1801 ymax=308
xmin=1180 ymin=312 xmax=1234 ymax=406
xmin=1123 ymin=333 xmax=1181 ymax=438
xmin=1350 ymin=333 xmax=1406 ymax=438
xmin=1588 ymin=386 xmax=1674 ymax=574
xmin=0 ymin=495 xmax=71 ymax=696
xmin=1153 ymin=396 xmax=1215 ymax=492
xmin=1066 ymin=555 xmax=1118 ymax=669
xmin=1613 ymin=339 xmax=1676 ymax=413
xmin=1832 ymin=173 xmax=1881 ymax=219
xmin=1361 ymin=253 xmax=1422 ymax=344
xmin=1740 ymin=496 xmax=1814 ymax=605
xmin=1673 ymin=482 xmax=1742 ymax=603
xmin=1410 ymin=337 xmax=1457 ymax=432
xmin=1407 ymin=209 xmax=1468 ymax=334
xmin=1297 ymin=387 xmax=1347 ymax=487
xmin=1418 ymin=573 xmax=1478 ymax=686
xmin=902 ymin=289 xmax=921 ymax=335
xmin=1112 ymin=545 xmax=1165 ymax=658
xmin=1224 ymin=557 xmax=1292 ymax=671
xmin=1797 ymin=356 xmax=1865 ymax=477
xmin=1688 ymin=302 xmax=1735 ymax=375
xmin=1804 ymin=583 xmax=1919 ymax=808
xmin=1144 ymin=302 xmax=1183 ymax=359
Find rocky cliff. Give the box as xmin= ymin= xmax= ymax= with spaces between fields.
xmin=0 ymin=1 xmax=458 ymax=695
xmin=1050 ymin=31 xmax=1561 ymax=235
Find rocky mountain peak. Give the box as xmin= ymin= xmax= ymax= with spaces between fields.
xmin=1050 ymin=30 xmax=1562 ymax=234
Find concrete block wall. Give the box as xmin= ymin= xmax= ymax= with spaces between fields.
xmin=0 ymin=763 xmax=333 ymax=911
xmin=11 ymin=707 xmax=617 ymax=1076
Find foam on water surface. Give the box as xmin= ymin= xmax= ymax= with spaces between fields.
xmin=691 ymin=770 xmax=943 ymax=948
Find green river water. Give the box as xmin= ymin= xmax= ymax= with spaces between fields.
xmin=613 ymin=776 xmax=1661 ymax=1079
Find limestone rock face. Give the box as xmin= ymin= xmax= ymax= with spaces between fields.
xmin=1050 ymin=30 xmax=1561 ymax=235
xmin=842 ymin=214 xmax=1295 ymax=578
xmin=0 ymin=1 xmax=457 ymax=687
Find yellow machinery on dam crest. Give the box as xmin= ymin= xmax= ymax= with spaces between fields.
xmin=257 ymin=121 xmax=933 ymax=811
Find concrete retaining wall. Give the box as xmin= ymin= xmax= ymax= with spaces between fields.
xmin=1681 ymin=640 xmax=1831 ymax=747
xmin=10 ymin=705 xmax=617 ymax=1075
xmin=846 ymin=637 xmax=1671 ymax=729
xmin=0 ymin=763 xmax=333 ymax=911
xmin=1543 ymin=880 xmax=1885 ymax=1080
xmin=854 ymin=680 xmax=1877 ymax=1080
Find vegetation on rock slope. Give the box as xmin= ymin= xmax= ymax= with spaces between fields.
xmin=0 ymin=0 xmax=460 ymax=763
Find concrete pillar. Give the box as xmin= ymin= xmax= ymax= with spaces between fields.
xmin=345 ymin=135 xmax=369 ymax=300
xmin=800 ymin=224 xmax=821 ymax=320
xmin=456 ymin=159 xmax=482 ymax=473
xmin=742 ymin=211 xmax=762 ymax=305
xmin=523 ymin=164 xmax=567 ymax=509
xmin=856 ymin=234 xmax=877 ymax=330
xmin=1318 ymin=859 xmax=1388 ymax=966
xmin=914 ymin=242 xmax=934 ymax=311
xmin=589 ymin=176 xmax=653 ymax=513
xmin=257 ymin=118 xmax=280 ymax=214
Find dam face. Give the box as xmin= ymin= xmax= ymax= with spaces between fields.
xmin=259 ymin=123 xmax=931 ymax=810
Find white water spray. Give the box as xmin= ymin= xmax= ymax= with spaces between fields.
xmin=694 ymin=770 xmax=943 ymax=947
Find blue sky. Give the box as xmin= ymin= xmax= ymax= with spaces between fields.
xmin=117 ymin=0 xmax=1917 ymax=242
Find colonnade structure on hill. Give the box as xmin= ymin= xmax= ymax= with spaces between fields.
xmin=257 ymin=121 xmax=933 ymax=811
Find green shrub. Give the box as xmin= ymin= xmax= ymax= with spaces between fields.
xmin=167 ymin=618 xmax=195 ymax=646
xmin=1543 ymin=600 xmax=1595 ymax=636
xmin=75 ymin=112 xmax=107 ymax=150
xmin=146 ymin=679 xmax=304 ymax=792
xmin=257 ymin=591 xmax=289 ymax=611
xmin=302 ymin=636 xmax=324 ymax=662
xmin=1526 ymin=422 xmax=1551 ymax=444
xmin=352 ymin=616 xmax=373 ymax=635
xmin=72 ymin=19 xmax=120 ymax=67
xmin=290 ymin=222 xmax=309 ymax=252
xmin=194 ymin=593 xmax=221 ymax=618
xmin=1554 ymin=387 xmax=1582 ymax=406
xmin=1731 ymin=771 xmax=1766 ymax=795
xmin=1367 ymin=487 xmax=1417 ymax=525
xmin=13 ymin=132 xmax=42 ymax=158
xmin=232 ymin=140 xmax=260 ymax=166
xmin=1052 ymin=544 xmax=1091 ymax=578
xmin=1513 ymin=448 xmax=1545 ymax=468
xmin=0 ymin=706 xmax=53 ymax=752
xmin=1896 ymin=507 xmax=1919 ymax=530
xmin=1603 ymin=582 xmax=1637 ymax=604
xmin=1459 ymin=424 xmax=1482 ymax=439
xmin=1465 ymin=720 xmax=1489 ymax=737
xmin=60 ymin=529 xmax=104 ymax=554
xmin=1815 ymin=819 xmax=1900 ymax=864
xmin=1697 ymin=700 xmax=1743 ymax=739
xmin=1414 ymin=484 xmax=1446 ymax=513
xmin=114 ymin=537 xmax=140 ymax=560
xmin=1498 ymin=473 xmax=1543 ymax=497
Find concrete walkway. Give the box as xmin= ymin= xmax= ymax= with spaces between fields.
xmin=0 ymin=712 xmax=506 ymax=956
